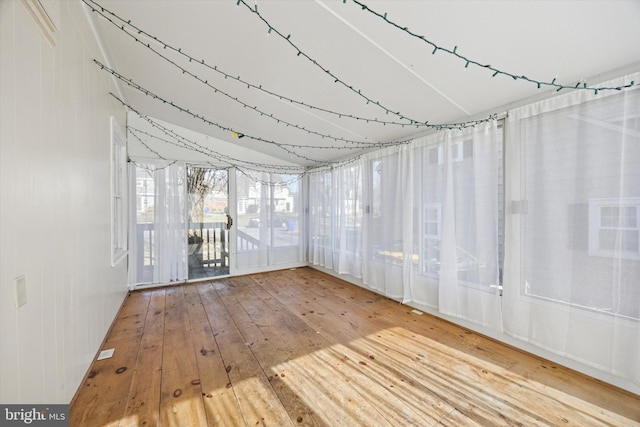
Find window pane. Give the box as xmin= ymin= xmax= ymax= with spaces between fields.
xmin=622 ymin=230 xmax=639 ymax=252
xmin=523 ymin=89 xmax=640 ymax=319
xmin=623 ymin=206 xmax=637 ymax=228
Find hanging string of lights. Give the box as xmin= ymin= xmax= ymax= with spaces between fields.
xmin=348 ymin=0 xmax=636 ymax=94
xmin=84 ymin=2 xmax=412 ymax=144
xmin=128 ymin=123 xmax=307 ymax=174
xmin=96 ymin=60 xmax=458 ymax=163
xmin=236 ymin=167 xmax=305 ymax=187
xmin=132 ymin=123 xmax=249 ymax=169
xmin=130 ymin=128 xmax=306 ymax=187
xmin=124 ymin=79 xmax=492 ymax=180
xmin=127 ymin=127 xmax=168 ymax=160
xmin=85 ymin=0 xmax=501 ymax=131
xmin=96 ymin=59 xmax=499 ymax=166
xmin=96 ymin=62 xmax=332 ymax=164
xmin=131 ymin=151 xmax=304 ymax=187
xmin=128 ymin=108 xmax=365 ymax=180
xmin=84 ymin=0 xmax=636 ymax=164
xmin=129 ymin=105 xmax=313 ymax=172
xmin=82 ymin=0 xmax=438 ymax=129
xmin=234 ymin=0 xmax=439 ymax=126
xmin=131 ymin=160 xmax=177 ymax=172
xmin=129 ymin=105 xmax=372 ymax=182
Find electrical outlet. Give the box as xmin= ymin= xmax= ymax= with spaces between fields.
xmin=15 ymin=275 xmax=26 ymax=308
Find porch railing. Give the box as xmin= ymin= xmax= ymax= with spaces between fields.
xmin=135 ymin=223 xmax=262 ymax=276
xmin=189 ymin=221 xmax=228 ymax=269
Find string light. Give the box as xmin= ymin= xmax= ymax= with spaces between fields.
xmin=132 ymin=159 xmax=177 ymax=172
xmin=96 ymin=60 xmax=460 ymax=156
xmin=130 ymin=158 xmax=303 ymax=190
xmin=129 ymin=110 xmax=373 ymax=180
xmin=99 ymin=59 xmax=502 ymax=168
xmin=81 ymin=1 xmax=519 ymax=181
xmin=128 ymin=118 xmax=309 ymax=173
xmin=130 ymin=108 xmax=395 ymax=182
xmin=129 ymin=126 xmax=232 ymax=168
xmin=235 ymin=0 xmax=427 ymax=125
xmin=129 ymin=125 xmax=308 ymax=186
xmin=85 ymin=0 xmax=498 ymax=131
xmin=349 ymin=0 xmax=638 ymax=94
xmin=97 ymin=64 xmax=332 ymax=164
xmin=82 ymin=0 xmax=441 ymax=129
xmin=128 ymin=127 xmax=167 ymax=160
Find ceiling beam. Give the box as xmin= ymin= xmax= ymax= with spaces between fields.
xmin=314 ymin=0 xmax=471 ymax=116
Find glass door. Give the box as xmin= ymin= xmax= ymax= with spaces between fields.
xmin=187 ymin=166 xmax=230 ymax=279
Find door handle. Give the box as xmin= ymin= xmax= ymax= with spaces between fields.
xmin=226 ymin=214 xmax=233 ymax=230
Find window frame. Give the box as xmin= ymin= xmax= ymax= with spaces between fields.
xmin=110 ymin=117 xmax=128 ymax=266
xmin=421 ymin=203 xmax=442 ymax=276
xmin=588 ymin=197 xmax=640 ymax=260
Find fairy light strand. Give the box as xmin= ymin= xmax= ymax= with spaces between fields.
xmin=128 ymin=124 xmax=307 ymax=173
xmin=97 ymin=63 xmax=331 ymax=164
xmin=132 ymin=160 xmax=178 ymax=172
xmin=129 ymin=131 xmax=306 ymax=187
xmin=82 ymin=0 xmax=449 ymax=129
xmin=97 ymin=60 xmax=467 ymax=161
xmin=129 ymin=126 xmax=232 ymax=168
xmin=129 ymin=123 xmax=309 ymax=186
xmin=128 ymin=127 xmax=167 ymax=160
xmin=129 ymin=112 xmax=310 ymax=172
xmin=235 ymin=0 xmax=434 ymax=126
xmin=131 ymin=110 xmax=384 ymax=183
xmin=349 ymin=0 xmax=637 ymax=94
xmin=97 ymin=59 xmax=499 ymax=162
xmin=129 ymin=113 xmax=369 ymax=181
xmin=83 ymin=2 xmax=410 ymax=144
xmin=119 ymin=73 xmax=496 ymax=178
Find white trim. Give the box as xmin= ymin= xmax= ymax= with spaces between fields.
xmin=21 ymin=0 xmax=57 ymax=46
xmin=111 ymin=117 xmax=128 ymax=266
xmin=588 ymin=197 xmax=640 ymax=261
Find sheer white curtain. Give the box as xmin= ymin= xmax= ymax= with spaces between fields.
xmin=235 ymin=170 xmax=270 ymax=269
xmin=307 ymin=122 xmax=502 ymax=330
xmin=128 ymin=160 xmax=187 ymax=286
xmin=503 ymin=73 xmax=640 ymax=387
xmin=363 ymin=147 xmax=415 ymax=300
xmin=308 ymin=170 xmax=334 ymax=270
xmin=434 ymin=124 xmax=502 ymax=329
xmin=308 ymin=162 xmax=365 ymax=278
xmin=235 ymin=170 xmax=303 ymax=271
xmin=334 ymin=163 xmax=365 ymax=278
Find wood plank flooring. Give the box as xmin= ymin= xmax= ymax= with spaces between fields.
xmin=70 ymin=267 xmax=640 ymax=426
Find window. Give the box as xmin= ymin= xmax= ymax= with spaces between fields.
xmin=111 ymin=117 xmax=128 ymax=266
xmin=428 ymin=139 xmax=472 ymax=164
xmin=589 ymin=198 xmax=640 ymax=260
xmin=422 ymin=204 xmax=442 ymax=275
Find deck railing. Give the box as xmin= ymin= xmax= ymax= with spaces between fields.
xmin=135 ymin=222 xmax=261 ymax=275
xmin=189 ymin=221 xmax=228 ymax=269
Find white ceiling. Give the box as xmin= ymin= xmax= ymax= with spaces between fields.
xmin=86 ymin=0 xmax=640 ymax=168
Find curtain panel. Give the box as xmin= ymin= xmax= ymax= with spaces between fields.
xmin=128 ymin=161 xmax=188 ymax=286
xmin=308 ymin=70 xmax=640 ymax=388
xmin=307 ymin=121 xmax=502 ymax=331
xmin=503 ymin=73 xmax=640 ymax=386
xmin=235 ymin=170 xmax=303 ymax=271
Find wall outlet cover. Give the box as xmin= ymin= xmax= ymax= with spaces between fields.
xmin=15 ymin=275 xmax=27 ymax=308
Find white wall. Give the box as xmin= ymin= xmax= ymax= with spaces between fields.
xmin=0 ymin=0 xmax=128 ymax=404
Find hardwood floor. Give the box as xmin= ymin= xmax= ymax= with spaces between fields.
xmin=70 ymin=267 xmax=640 ymax=426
